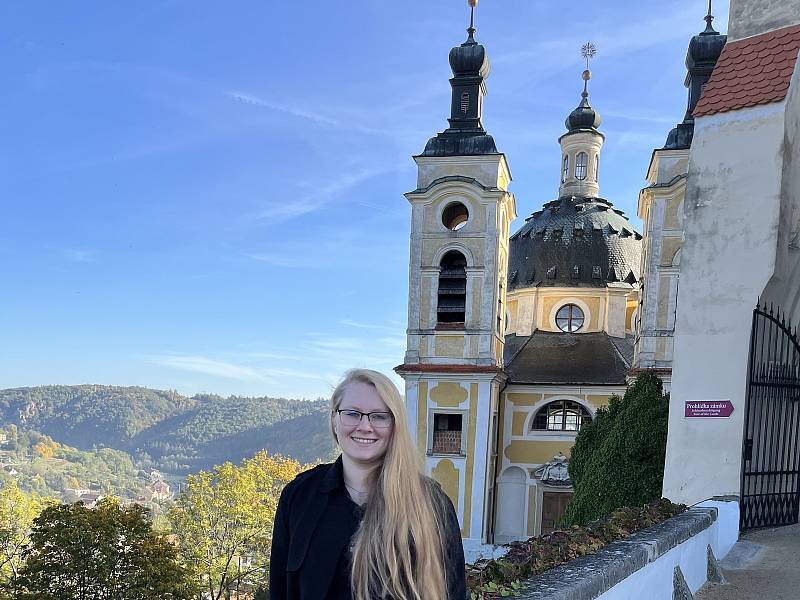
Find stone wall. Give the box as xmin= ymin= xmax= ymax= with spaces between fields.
xmin=516 ymin=500 xmax=738 ymax=600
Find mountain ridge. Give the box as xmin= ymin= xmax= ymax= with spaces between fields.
xmin=0 ymin=384 xmax=336 ymax=474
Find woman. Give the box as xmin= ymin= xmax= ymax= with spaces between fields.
xmin=269 ymin=369 xmax=466 ymax=600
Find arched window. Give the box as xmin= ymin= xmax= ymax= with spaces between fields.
xmin=556 ymin=304 xmax=584 ymax=332
xmin=575 ymin=152 xmax=588 ymax=180
xmin=594 ymin=155 xmax=599 ymax=181
xmin=437 ymin=251 xmax=467 ymax=326
xmin=532 ymin=400 xmax=592 ymax=432
xmin=561 ymin=155 xmax=569 ymax=182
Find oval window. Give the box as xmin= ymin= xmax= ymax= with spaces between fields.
xmin=442 ymin=202 xmax=469 ymax=231
xmin=556 ymin=304 xmax=585 ymax=332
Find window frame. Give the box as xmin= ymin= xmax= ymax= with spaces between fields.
xmin=575 ymin=152 xmax=588 ymax=180
xmin=555 ymin=303 xmax=585 ymax=332
xmin=561 ymin=154 xmax=569 ymax=182
xmin=530 ymin=400 xmax=593 ymax=433
xmin=427 ymin=408 xmax=468 ymax=456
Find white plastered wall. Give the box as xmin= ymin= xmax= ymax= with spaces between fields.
xmin=662 ymin=100 xmax=788 ymax=505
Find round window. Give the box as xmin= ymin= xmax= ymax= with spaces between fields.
xmin=556 ymin=304 xmax=585 ymax=332
xmin=442 ymin=202 xmax=469 ymax=231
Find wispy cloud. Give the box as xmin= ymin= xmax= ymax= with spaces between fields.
xmin=340 ymin=319 xmax=402 ymax=333
xmin=244 ymin=352 xmax=304 ymax=361
xmin=148 ymin=355 xmax=272 ymax=382
xmin=377 ymin=336 xmax=406 ymax=349
xmin=227 ymin=91 xmax=341 ymax=127
xmin=243 ymin=252 xmax=308 ymax=268
xmin=254 ymin=166 xmax=391 ymax=225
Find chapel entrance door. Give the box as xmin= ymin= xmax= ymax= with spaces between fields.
xmin=740 ymin=303 xmax=800 ymax=529
xmin=541 ymin=491 xmax=572 ymax=534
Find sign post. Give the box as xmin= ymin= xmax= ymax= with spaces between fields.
xmin=684 ymin=400 xmax=734 ymax=418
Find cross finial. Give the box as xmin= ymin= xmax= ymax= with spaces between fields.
xmin=580 ymin=42 xmax=597 ymax=97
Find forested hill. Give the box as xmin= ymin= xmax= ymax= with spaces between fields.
xmin=0 ymin=385 xmax=336 ymax=474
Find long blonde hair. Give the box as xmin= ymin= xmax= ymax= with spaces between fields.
xmin=330 ymin=369 xmax=448 ymax=600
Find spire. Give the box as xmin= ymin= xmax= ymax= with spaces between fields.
xmin=419 ymin=0 xmax=499 ymax=157
xmin=702 ymin=0 xmax=717 ymax=35
xmin=467 ymin=0 xmax=477 ymax=43
xmin=564 ymin=43 xmax=602 ymax=133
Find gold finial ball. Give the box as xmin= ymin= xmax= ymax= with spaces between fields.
xmin=582 ymin=69 xmax=592 ymax=81
xmin=468 ymin=0 xmax=478 ymax=7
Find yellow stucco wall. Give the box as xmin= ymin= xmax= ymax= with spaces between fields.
xmin=511 ymin=411 xmax=528 ymax=436
xmin=508 ymin=392 xmax=541 ymax=406
xmin=656 ymin=275 xmax=671 ymax=328
xmin=470 ymin=276 xmax=483 ymax=328
xmin=664 ymin=194 xmax=683 ymax=230
xmin=586 ymin=394 xmax=613 ymax=408
xmin=660 ymin=237 xmax=682 ymax=267
xmin=626 ymin=303 xmax=637 ymax=330
xmin=539 ymin=295 xmax=602 ymax=331
xmin=434 ymin=335 xmax=464 ymax=358
xmin=462 ymin=382 xmax=479 ymax=538
xmin=431 ymin=459 xmax=459 ymax=512
xmin=508 ymin=299 xmax=518 ymax=331
xmin=420 ymin=278 xmax=431 ymax=329
xmin=506 ymin=392 xmax=542 ymax=406
xmin=505 ymin=441 xmax=572 ymax=464
xmin=417 ymin=381 xmax=428 ymax=456
xmin=430 ymin=382 xmax=468 ymax=407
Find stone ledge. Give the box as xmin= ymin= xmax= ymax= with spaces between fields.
xmin=517 ymin=507 xmax=717 ymax=600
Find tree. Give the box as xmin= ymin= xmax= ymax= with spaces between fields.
xmin=0 ymin=481 xmax=44 ymax=594
xmin=15 ymin=499 xmax=197 ymax=600
xmin=564 ymin=372 xmax=670 ymax=525
xmin=167 ymin=452 xmax=307 ymax=600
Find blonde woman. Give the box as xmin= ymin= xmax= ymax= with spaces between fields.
xmin=269 ymin=369 xmax=466 ymax=599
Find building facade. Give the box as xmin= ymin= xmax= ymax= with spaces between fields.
xmin=397 ymin=18 xmax=642 ymax=552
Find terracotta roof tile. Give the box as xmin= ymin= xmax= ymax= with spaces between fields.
xmin=694 ymin=24 xmax=800 ymax=117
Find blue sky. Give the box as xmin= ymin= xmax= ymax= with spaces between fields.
xmin=0 ymin=1 xmax=728 ymax=399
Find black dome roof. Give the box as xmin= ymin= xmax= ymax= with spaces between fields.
xmin=565 ymin=94 xmax=602 ymax=133
xmin=449 ymin=33 xmax=490 ymax=77
xmin=509 ymin=196 xmax=642 ymax=290
xmin=687 ymin=21 xmax=726 ymax=71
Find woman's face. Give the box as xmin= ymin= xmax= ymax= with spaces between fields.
xmin=334 ymin=381 xmax=394 ymax=466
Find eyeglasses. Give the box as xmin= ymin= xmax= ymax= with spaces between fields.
xmin=336 ymin=409 xmax=394 ymax=429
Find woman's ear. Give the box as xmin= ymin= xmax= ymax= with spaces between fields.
xmin=331 ymin=412 xmax=339 ymax=444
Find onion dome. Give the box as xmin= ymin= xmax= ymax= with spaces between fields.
xmin=565 ymin=70 xmax=602 ymax=133
xmin=687 ymin=10 xmax=726 ymax=72
xmin=508 ymin=196 xmax=642 ymax=290
xmin=449 ymin=30 xmax=490 ymax=77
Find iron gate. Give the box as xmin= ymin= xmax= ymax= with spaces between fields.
xmin=740 ymin=303 xmax=800 ymax=529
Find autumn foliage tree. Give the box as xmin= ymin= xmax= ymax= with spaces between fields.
xmin=168 ymin=451 xmax=308 ymax=600
xmin=15 ymin=498 xmax=197 ymax=600
xmin=0 ymin=481 xmax=45 ymax=594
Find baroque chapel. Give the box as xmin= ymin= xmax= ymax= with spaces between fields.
xmin=395 ymin=7 xmax=654 ymax=555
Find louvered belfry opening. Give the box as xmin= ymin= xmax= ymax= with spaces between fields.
xmin=437 ymin=250 xmax=467 ymax=326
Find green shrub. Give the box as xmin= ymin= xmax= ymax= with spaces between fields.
xmin=564 ymin=371 xmax=670 ymax=526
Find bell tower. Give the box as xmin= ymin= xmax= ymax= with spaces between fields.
xmin=396 ymin=0 xmax=516 ymax=554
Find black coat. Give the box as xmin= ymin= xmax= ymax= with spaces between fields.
xmin=269 ymin=457 xmax=467 ymax=599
